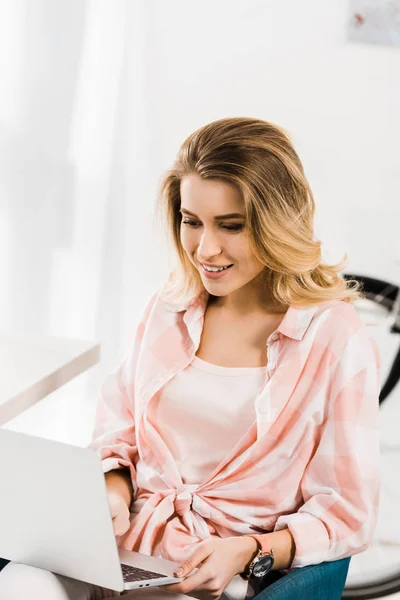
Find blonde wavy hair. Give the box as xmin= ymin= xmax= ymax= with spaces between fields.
xmin=155 ymin=117 xmax=362 ymax=308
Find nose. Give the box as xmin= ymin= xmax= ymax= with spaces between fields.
xmin=174 ymin=490 xmax=193 ymax=516
xmin=197 ymin=229 xmax=222 ymax=260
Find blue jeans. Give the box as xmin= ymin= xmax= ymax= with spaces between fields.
xmin=252 ymin=558 xmax=351 ymax=600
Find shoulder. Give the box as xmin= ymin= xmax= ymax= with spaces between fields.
xmin=138 ymin=286 xmax=193 ymax=330
xmin=311 ymin=300 xmax=380 ymax=373
xmin=313 ymin=300 xmax=365 ymax=335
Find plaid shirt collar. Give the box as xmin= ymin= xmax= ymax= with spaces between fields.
xmin=164 ymin=289 xmax=319 ymax=341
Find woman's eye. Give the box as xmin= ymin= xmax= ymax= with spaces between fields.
xmin=182 ymin=220 xmax=243 ymax=232
xmin=222 ymin=224 xmax=244 ymax=232
xmin=182 ymin=219 xmax=200 ymax=227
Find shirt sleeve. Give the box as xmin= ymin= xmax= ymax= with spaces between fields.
xmin=88 ymin=290 xmax=159 ymax=507
xmin=274 ymin=320 xmax=381 ymax=568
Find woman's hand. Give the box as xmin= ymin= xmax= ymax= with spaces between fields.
xmin=161 ymin=536 xmax=258 ymax=600
xmin=107 ymin=491 xmax=131 ymax=537
xmin=104 ymin=470 xmax=132 ymax=538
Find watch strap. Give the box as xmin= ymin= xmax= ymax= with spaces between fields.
xmin=247 ymin=534 xmax=273 ymax=554
xmin=239 ymin=534 xmax=274 ymax=580
xmin=239 ymin=546 xmax=262 ymax=580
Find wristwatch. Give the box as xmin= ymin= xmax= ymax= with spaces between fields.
xmin=239 ymin=534 xmax=275 ymax=580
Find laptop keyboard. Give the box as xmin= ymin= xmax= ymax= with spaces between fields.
xmin=121 ymin=563 xmax=169 ymax=583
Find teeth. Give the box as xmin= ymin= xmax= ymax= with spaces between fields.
xmin=203 ymin=264 xmax=231 ymax=272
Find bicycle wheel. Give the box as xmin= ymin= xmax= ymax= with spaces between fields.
xmin=341 ymin=274 xmax=400 ymax=598
xmin=343 ymin=274 xmax=400 ymax=404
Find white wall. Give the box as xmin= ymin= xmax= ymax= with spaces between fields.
xmin=1 ymin=0 xmax=399 ymax=373
xmin=145 ymin=0 xmax=400 ymax=283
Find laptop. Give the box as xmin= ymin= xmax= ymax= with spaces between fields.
xmin=0 ymin=428 xmax=196 ymax=592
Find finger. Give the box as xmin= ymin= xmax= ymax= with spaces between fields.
xmin=175 ymin=540 xmax=214 ymax=577
xmin=163 ymin=566 xmax=215 ymax=596
xmin=163 ymin=542 xmax=214 ymax=594
xmin=175 ymin=567 xmax=214 ymax=595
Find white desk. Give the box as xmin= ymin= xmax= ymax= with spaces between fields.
xmin=0 ymin=334 xmax=100 ymax=426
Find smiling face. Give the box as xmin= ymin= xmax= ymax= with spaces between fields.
xmin=179 ymin=175 xmax=266 ymax=303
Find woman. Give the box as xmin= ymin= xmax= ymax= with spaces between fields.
xmin=0 ymin=117 xmax=380 ymax=599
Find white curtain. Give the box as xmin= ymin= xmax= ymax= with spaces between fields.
xmin=0 ymin=0 xmax=167 ymax=395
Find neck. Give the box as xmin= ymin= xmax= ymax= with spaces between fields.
xmin=209 ymin=288 xmax=286 ymax=316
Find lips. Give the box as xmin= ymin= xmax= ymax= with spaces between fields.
xmin=199 ymin=263 xmax=234 ymax=279
xmin=200 ymin=262 xmax=233 ymax=269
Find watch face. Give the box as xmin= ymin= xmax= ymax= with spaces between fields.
xmin=253 ymin=554 xmax=274 ymax=578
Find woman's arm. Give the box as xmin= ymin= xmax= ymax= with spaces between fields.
xmin=272 ymin=326 xmax=381 ymax=568
xmin=89 ymin=290 xmax=159 ymax=507
xmin=241 ymin=321 xmax=380 ymax=572
xmin=241 ymin=528 xmax=296 ymax=571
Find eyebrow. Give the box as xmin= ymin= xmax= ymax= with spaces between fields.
xmin=179 ymin=208 xmax=245 ymax=220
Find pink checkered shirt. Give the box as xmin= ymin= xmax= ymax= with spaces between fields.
xmin=89 ymin=287 xmax=380 ymax=569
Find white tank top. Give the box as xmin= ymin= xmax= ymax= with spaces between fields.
xmin=147 ymin=355 xmax=266 ymax=485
